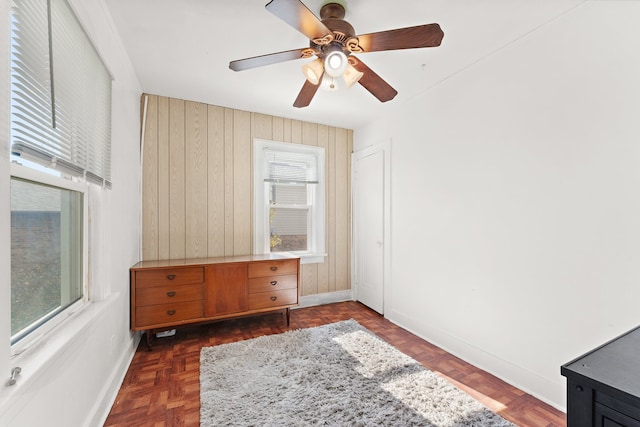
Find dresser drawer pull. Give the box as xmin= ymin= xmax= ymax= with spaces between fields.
xmin=270 ymin=296 xmax=277 ymax=301
xmin=270 ymin=281 xmax=278 ymax=286
xmin=166 ymin=291 xmax=176 ymax=297
xmin=167 ymin=310 xmax=176 ymax=316
xmin=270 ymin=266 xmax=277 ymax=271
xmin=167 ymin=274 xmax=176 ymax=280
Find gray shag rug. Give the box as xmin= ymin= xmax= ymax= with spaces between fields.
xmin=200 ymin=319 xmax=515 ymax=426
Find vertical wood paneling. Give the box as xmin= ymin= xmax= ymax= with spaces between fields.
xmin=207 ymin=106 xmax=225 ymax=257
xmin=301 ymin=121 xmax=318 ymax=296
xmin=316 ymin=124 xmax=330 ymax=293
xmin=303 ymin=121 xmax=318 ymax=146
xmin=334 ymin=128 xmax=349 ymax=291
xmin=142 ymin=95 xmax=158 ymax=261
xmin=224 ymin=108 xmax=234 ymax=256
xmin=169 ymin=98 xmax=186 ymax=259
xmin=252 ymin=113 xmax=272 ymax=140
xmin=233 ymin=109 xmax=251 ymax=255
xmin=252 ymin=113 xmax=272 ymax=255
xmin=272 ymin=116 xmax=284 ymax=141
xmin=141 ymin=95 xmax=352 ymax=296
xmin=157 ymin=96 xmax=170 ymax=260
xmin=185 ymin=101 xmax=208 ymax=258
xmin=291 ymin=119 xmax=302 ymax=145
xmin=283 ymin=118 xmax=292 ymax=143
xmin=327 ymin=127 xmax=337 ymax=292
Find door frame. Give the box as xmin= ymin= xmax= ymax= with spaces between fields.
xmin=351 ymin=140 xmax=391 ymax=315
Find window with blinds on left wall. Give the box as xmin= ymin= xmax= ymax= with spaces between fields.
xmin=9 ymin=0 xmax=111 ymax=351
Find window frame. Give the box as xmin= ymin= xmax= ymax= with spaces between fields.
xmin=253 ymin=139 xmax=326 ymax=264
xmin=9 ymin=162 xmax=89 ymax=357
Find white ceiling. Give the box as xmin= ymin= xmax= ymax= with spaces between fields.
xmin=103 ymin=0 xmax=586 ymax=129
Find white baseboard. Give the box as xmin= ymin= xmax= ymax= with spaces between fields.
xmin=387 ymin=308 xmax=566 ymax=411
xmin=297 ymin=290 xmax=353 ymax=308
xmin=89 ymin=331 xmax=141 ymax=427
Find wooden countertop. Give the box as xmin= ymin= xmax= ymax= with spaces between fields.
xmin=131 ymin=253 xmax=299 ymax=270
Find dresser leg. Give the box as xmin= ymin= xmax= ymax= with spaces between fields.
xmin=146 ymin=329 xmax=155 ymax=351
xmin=286 ymin=308 xmax=290 ymax=326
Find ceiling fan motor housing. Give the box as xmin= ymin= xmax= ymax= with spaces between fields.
xmin=319 ymin=3 xmax=359 ymax=52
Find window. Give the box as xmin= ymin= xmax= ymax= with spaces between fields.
xmin=10 ymin=0 xmax=112 ymax=186
xmin=10 ymin=166 xmax=86 ymax=346
xmin=253 ymin=139 xmax=325 ymax=263
xmin=8 ymin=0 xmax=111 ymax=348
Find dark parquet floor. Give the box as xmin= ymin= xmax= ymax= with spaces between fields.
xmin=104 ymin=301 xmax=566 ymax=426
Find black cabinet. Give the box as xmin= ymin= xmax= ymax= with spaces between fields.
xmin=562 ymin=326 xmax=640 ymax=427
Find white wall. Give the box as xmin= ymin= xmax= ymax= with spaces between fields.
xmin=355 ymin=1 xmax=640 ymax=409
xmin=0 ymin=0 xmax=142 ymax=425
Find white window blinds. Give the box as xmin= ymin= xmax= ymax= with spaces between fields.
xmin=263 ymin=149 xmax=319 ymax=184
xmin=10 ymin=0 xmax=113 ymax=187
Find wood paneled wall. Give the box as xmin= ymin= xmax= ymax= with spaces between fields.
xmin=141 ymin=94 xmax=352 ymax=296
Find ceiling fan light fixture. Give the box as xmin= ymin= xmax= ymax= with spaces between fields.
xmin=343 ymin=64 xmax=363 ymax=88
xmin=324 ymin=49 xmax=348 ymax=78
xmin=301 ymin=58 xmax=324 ymax=85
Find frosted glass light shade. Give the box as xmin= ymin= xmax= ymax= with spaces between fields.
xmin=343 ymin=64 xmax=363 ymax=88
xmin=301 ymin=59 xmax=324 ymax=85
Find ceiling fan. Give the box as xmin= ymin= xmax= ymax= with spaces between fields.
xmin=229 ymin=0 xmax=444 ymax=108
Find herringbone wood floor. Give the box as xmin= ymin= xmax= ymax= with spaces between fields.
xmin=104 ymin=301 xmax=566 ymax=426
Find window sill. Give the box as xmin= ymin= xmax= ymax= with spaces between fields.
xmin=259 ymin=252 xmax=326 ymax=264
xmin=0 ymin=293 xmax=119 ymax=405
xmin=299 ymin=253 xmax=327 ymax=264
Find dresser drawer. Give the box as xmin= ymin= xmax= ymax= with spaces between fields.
xmin=136 ymin=283 xmax=203 ymax=307
xmin=136 ymin=300 xmax=203 ymax=327
xmin=135 ymin=267 xmax=204 ymax=288
xmin=248 ymin=274 xmax=297 ymax=293
xmin=248 ymin=288 xmax=298 ymax=310
xmin=247 ymin=259 xmax=298 ymax=278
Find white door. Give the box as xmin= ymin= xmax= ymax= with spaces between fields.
xmin=352 ymin=143 xmax=389 ymax=314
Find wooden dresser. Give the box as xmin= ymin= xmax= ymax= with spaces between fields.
xmin=130 ymin=254 xmax=300 ymax=348
xmin=562 ymin=326 xmax=640 ymax=426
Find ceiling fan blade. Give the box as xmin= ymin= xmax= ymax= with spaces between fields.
xmin=351 ymin=58 xmax=397 ymax=103
xmin=229 ymin=47 xmax=314 ymax=71
xmin=265 ymin=0 xmax=332 ymax=42
xmin=357 ymin=23 xmax=444 ymax=53
xmin=293 ymin=79 xmax=320 ymax=108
